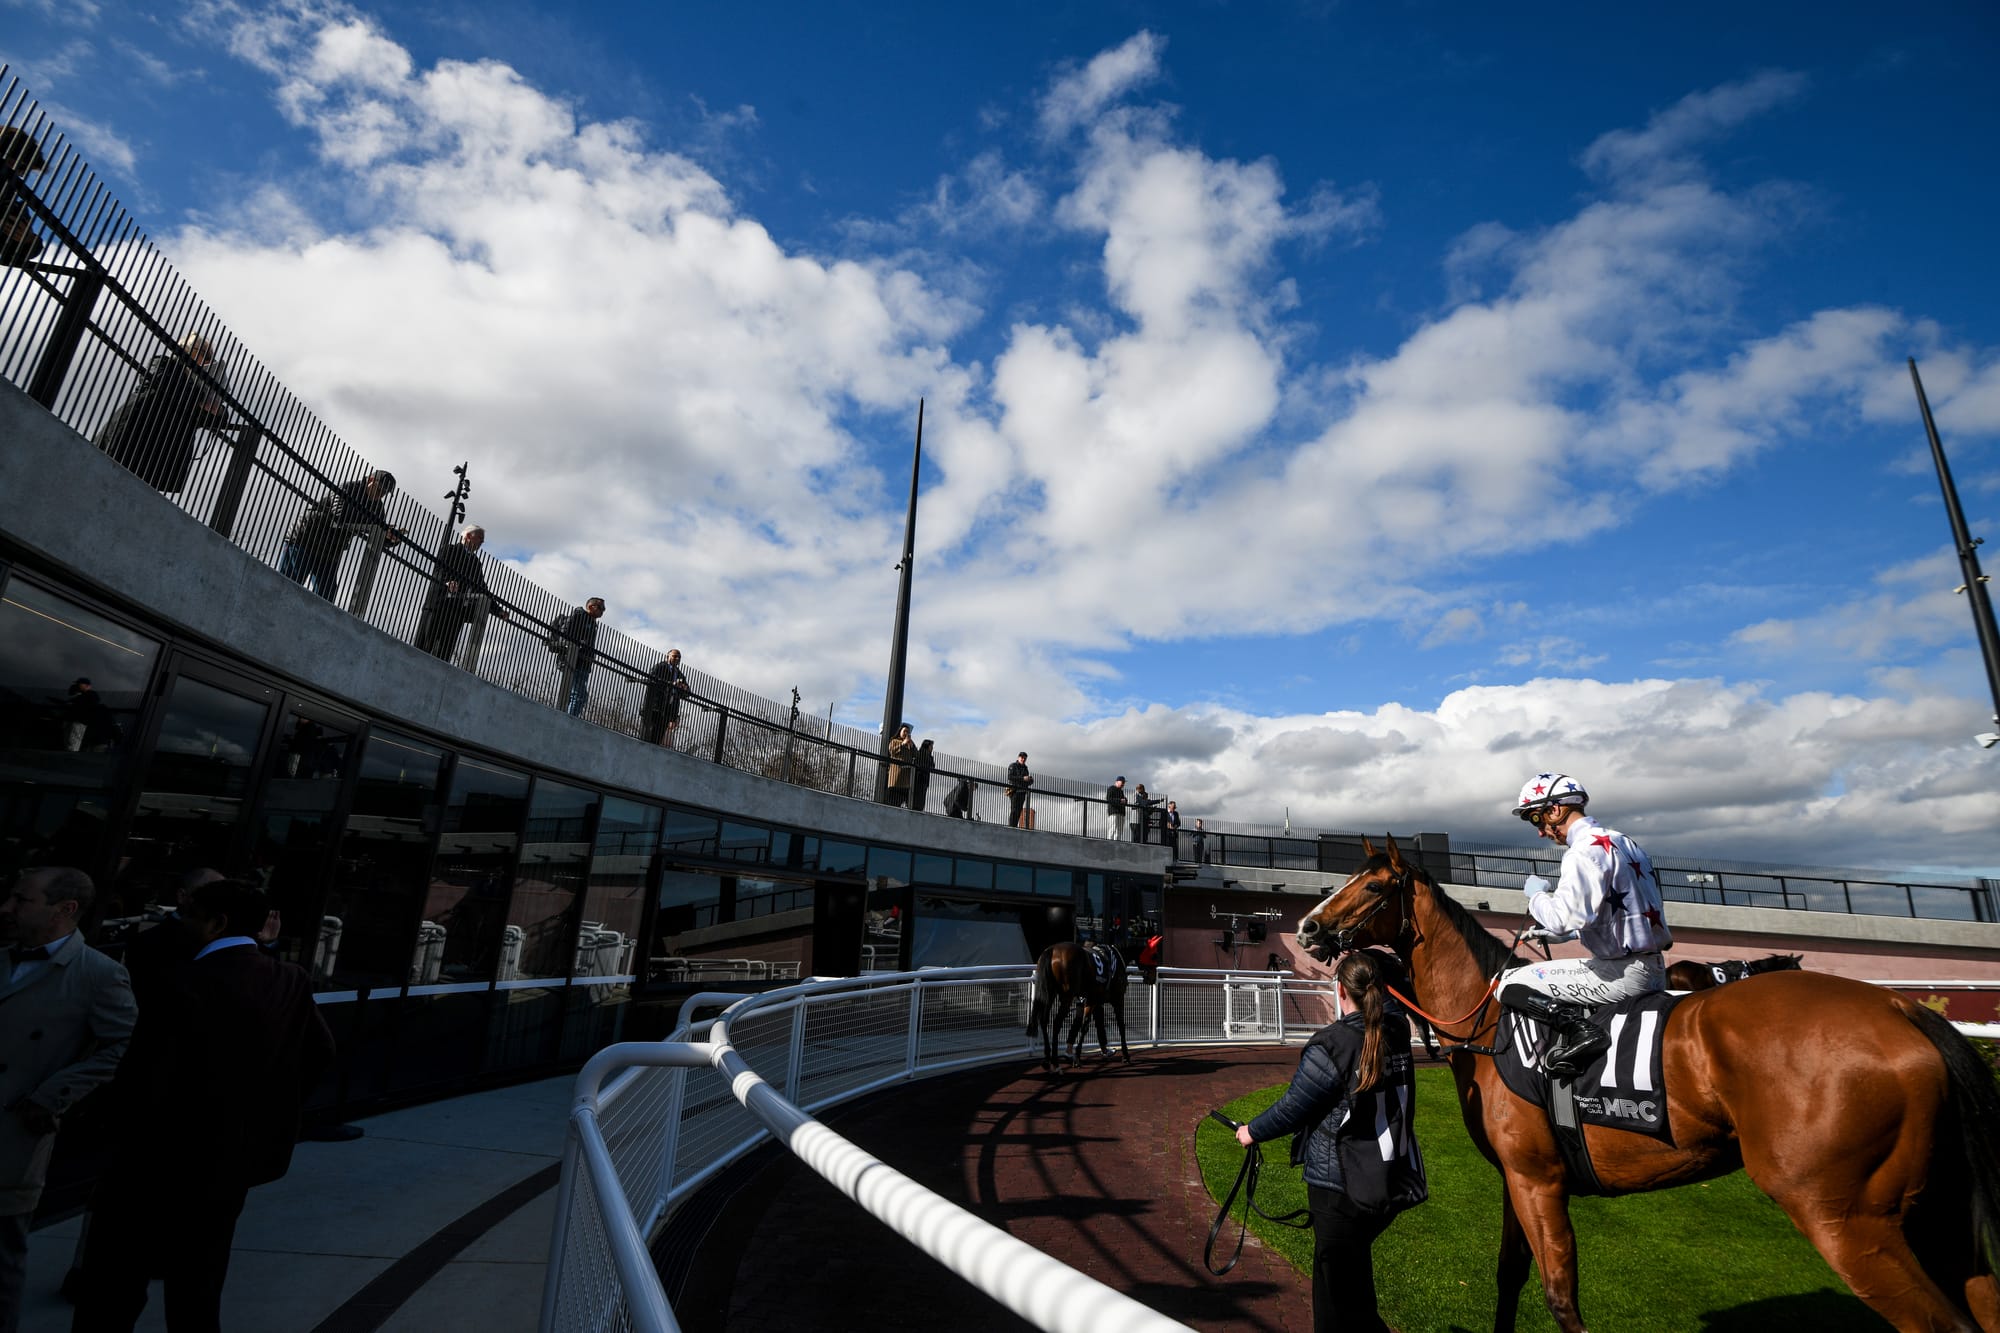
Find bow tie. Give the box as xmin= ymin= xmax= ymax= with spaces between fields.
xmin=10 ymin=944 xmax=50 ymax=966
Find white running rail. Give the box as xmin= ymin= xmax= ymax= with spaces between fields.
xmin=538 ymin=964 xmax=1344 ymax=1332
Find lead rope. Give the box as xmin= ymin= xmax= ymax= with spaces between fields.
xmin=1202 ymin=1111 xmax=1311 ymax=1276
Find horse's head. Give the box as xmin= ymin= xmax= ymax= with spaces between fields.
xmin=1294 ymin=835 xmax=1421 ymax=964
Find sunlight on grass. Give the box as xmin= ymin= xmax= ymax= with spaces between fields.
xmin=1196 ymin=1068 xmax=1888 ymax=1331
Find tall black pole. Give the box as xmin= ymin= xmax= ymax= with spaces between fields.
xmin=1908 ymin=359 xmax=2000 ymax=743
xmin=875 ymin=400 xmax=925 ymax=801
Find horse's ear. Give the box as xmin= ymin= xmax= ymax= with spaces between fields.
xmin=1384 ymin=834 xmax=1406 ymax=870
xmin=1361 ymin=835 xmax=1379 ymax=858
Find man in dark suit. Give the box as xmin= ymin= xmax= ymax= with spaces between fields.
xmin=0 ymin=867 xmax=136 ymax=1333
xmin=71 ymin=879 xmax=333 ymax=1333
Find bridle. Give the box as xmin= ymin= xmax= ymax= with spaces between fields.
xmin=1323 ymin=862 xmax=1517 ymax=1046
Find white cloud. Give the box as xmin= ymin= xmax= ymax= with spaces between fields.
xmin=1037 ymin=30 xmax=1166 ymax=138
xmin=1580 ymin=70 xmax=1809 ymax=190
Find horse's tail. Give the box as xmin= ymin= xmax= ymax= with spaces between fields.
xmin=1905 ymin=1002 xmax=2000 ymax=1276
xmin=1027 ymin=951 xmax=1051 ymax=1037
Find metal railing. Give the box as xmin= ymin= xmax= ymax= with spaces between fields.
xmin=2 ymin=71 xmax=1988 ymax=923
xmin=540 ymin=965 xmax=1344 ymax=1332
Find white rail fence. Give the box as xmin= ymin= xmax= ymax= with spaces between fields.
xmin=538 ymin=964 xmax=1344 ymax=1333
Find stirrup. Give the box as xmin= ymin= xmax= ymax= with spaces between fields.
xmin=1544 ymin=1029 xmax=1609 ymax=1077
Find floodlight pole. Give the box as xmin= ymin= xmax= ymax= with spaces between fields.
xmin=874 ymin=399 xmax=924 ymax=802
xmin=1908 ymin=359 xmax=2000 ymax=743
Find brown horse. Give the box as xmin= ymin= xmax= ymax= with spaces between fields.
xmin=1028 ymin=941 xmax=1131 ymax=1070
xmin=1294 ymin=836 xmax=2000 ymax=1333
xmin=1666 ymin=952 xmax=1804 ymax=992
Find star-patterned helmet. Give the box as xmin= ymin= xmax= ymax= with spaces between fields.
xmin=1511 ymin=772 xmax=1588 ymax=818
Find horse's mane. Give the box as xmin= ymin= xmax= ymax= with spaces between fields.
xmin=1361 ymin=853 xmax=1519 ymax=976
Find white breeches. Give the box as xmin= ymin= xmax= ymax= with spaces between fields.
xmin=1502 ymin=952 xmax=1664 ymax=1007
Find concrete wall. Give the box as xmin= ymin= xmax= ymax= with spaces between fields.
xmin=0 ymin=381 xmax=1169 ymax=876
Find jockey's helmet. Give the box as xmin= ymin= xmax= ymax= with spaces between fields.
xmin=1511 ymin=772 xmax=1588 ymax=819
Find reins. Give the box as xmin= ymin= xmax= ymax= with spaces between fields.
xmin=1202 ymin=1110 xmax=1310 ymax=1275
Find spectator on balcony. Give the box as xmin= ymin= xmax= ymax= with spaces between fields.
xmin=278 ymin=469 xmax=402 ymax=603
xmin=91 ymin=332 xmax=229 ymax=495
xmin=415 ymin=525 xmax=507 ymax=661
xmin=1191 ymin=818 xmax=1208 ymax=865
xmin=0 ymin=867 xmax=136 ymax=1333
xmin=641 ymin=649 xmax=691 ymax=745
xmin=73 ymin=879 xmax=333 ymax=1333
xmin=943 ymin=775 xmax=976 ymax=819
xmin=1131 ymin=783 xmax=1157 ymax=843
xmin=553 ymin=598 xmax=605 ymax=717
xmin=1006 ymin=752 xmax=1033 ymax=828
xmin=1164 ymin=800 xmax=1183 ymax=855
xmin=885 ymin=725 xmax=916 ymax=808
xmin=1 ymin=125 xmax=49 ymax=268
xmin=1104 ymin=776 xmax=1128 ymax=840
xmin=911 ymin=739 xmax=936 ymax=812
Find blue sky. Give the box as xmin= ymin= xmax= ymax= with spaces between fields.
xmin=4 ymin=0 xmax=1997 ymax=870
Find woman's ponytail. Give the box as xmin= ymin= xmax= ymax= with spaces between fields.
xmin=1335 ymin=950 xmax=1389 ymax=1091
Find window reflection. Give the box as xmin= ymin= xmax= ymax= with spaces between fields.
xmin=577 ymin=797 xmax=657 ymax=983
xmin=118 ymin=674 xmax=272 ymax=915
xmin=429 ymin=757 xmax=529 ymax=985
xmin=0 ymin=578 xmax=160 ymax=877
xmin=253 ymin=711 xmax=357 ymax=975
xmin=323 ymin=731 xmax=444 ymax=992
xmin=649 ymin=866 xmax=809 ymax=986
xmin=911 ymin=897 xmax=1033 ymax=968
xmin=507 ymin=779 xmax=598 ymax=982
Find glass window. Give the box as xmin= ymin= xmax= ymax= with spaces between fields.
xmin=910 ymin=896 xmax=1033 ymax=968
xmin=578 ymin=797 xmax=658 ymax=979
xmin=1036 ymin=868 xmax=1073 ymax=899
xmin=322 ymin=730 xmax=445 ymax=992
xmin=650 ymin=868 xmax=727 ymax=984
xmin=867 ymin=847 xmax=911 ymax=887
xmin=508 ymin=778 xmax=599 ymax=982
xmin=719 ymin=821 xmax=769 ymax=862
xmin=0 ymin=577 xmax=158 ymax=778
xmin=427 ymin=757 xmax=530 ymax=985
xmin=252 ymin=710 xmax=358 ymax=975
xmin=0 ymin=576 xmax=156 ymax=885
xmin=818 ymin=839 xmax=864 ymax=875
xmin=735 ymin=875 xmax=812 ymax=921
xmin=769 ymin=829 xmax=795 ymax=867
xmin=913 ymin=852 xmax=952 ymax=886
xmin=118 ymin=673 xmax=273 ymax=914
xmin=955 ymin=858 xmax=992 ymax=891
xmin=661 ymin=805 xmax=718 ymax=857
xmin=994 ymin=863 xmax=1032 ymax=895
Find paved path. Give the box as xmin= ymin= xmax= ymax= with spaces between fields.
xmin=726 ymin=1047 xmax=1315 ymax=1333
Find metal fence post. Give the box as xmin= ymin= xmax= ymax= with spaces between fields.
xmin=712 ymin=709 xmax=728 ymax=765
xmin=25 ymin=269 xmax=103 ymax=410
xmin=205 ymin=420 xmax=262 ymax=540
xmin=346 ymin=523 xmax=386 ymax=618
xmin=905 ymin=975 xmax=924 ymax=1074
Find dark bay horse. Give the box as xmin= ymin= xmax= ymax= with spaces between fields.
xmin=1667 ymin=952 xmax=1804 ymax=992
xmin=1294 ymin=836 xmax=2000 ymax=1333
xmin=1028 ymin=941 xmax=1133 ymax=1070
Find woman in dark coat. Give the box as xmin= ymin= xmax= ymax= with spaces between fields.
xmin=910 ymin=739 xmax=936 ymax=811
xmin=1236 ymin=950 xmax=1427 ymax=1333
xmin=93 ymin=332 xmax=227 ymax=493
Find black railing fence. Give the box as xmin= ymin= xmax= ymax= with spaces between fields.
xmin=2 ymin=73 xmax=1991 ymax=924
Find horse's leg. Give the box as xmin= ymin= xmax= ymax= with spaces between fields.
xmin=1780 ymin=1208 xmax=1976 ymax=1332
xmin=1054 ymin=996 xmax=1077 ymax=1068
xmin=1492 ymin=1185 xmax=1532 ymax=1332
xmin=1506 ymin=1176 xmax=1588 ymax=1332
xmin=1091 ymin=997 xmax=1112 ymax=1061
xmin=1067 ymin=1000 xmax=1089 ymax=1066
xmin=1966 ymin=1274 xmax=1998 ymax=1332
xmin=1112 ymin=997 xmax=1130 ymax=1062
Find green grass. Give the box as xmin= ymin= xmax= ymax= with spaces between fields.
xmin=1196 ymin=1069 xmax=1889 ymax=1331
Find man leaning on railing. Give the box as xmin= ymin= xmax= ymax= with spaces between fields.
xmin=1 ymin=125 xmax=49 ymax=267
xmin=279 ymin=468 xmax=404 ymax=603
xmin=416 ymin=524 xmax=507 ymax=663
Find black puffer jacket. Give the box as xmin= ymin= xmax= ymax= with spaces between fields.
xmin=1246 ymin=1009 xmax=1417 ymax=1194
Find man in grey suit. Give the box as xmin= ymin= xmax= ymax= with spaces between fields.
xmin=0 ymin=867 xmax=136 ymax=1333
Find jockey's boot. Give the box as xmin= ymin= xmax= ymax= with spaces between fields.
xmin=1501 ymin=985 xmax=1610 ymax=1078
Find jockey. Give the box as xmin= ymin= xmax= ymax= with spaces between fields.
xmin=1500 ymin=772 xmax=1673 ymax=1076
